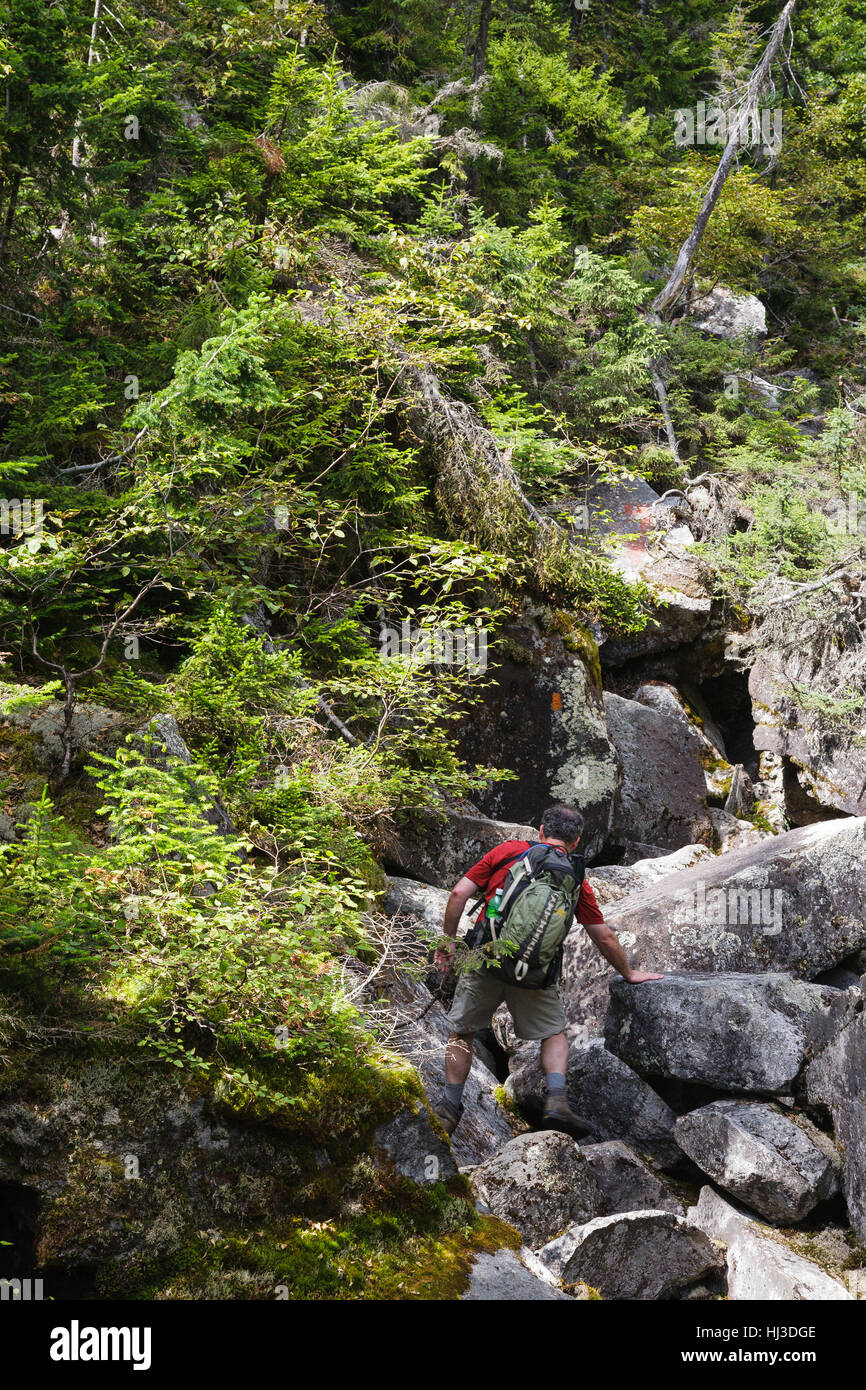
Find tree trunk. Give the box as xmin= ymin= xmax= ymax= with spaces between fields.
xmin=472 ymin=0 xmax=492 ymax=80
xmin=651 ymin=0 xmax=796 ymax=317
xmin=650 ymin=361 xmax=681 ymax=462
xmin=72 ymin=0 xmax=103 ymax=168
xmin=0 ymin=169 xmax=22 ymax=264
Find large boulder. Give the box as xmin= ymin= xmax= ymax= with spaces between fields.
xmin=581 ymin=1140 xmax=683 ymax=1215
xmin=688 ymin=1188 xmax=854 ymax=1301
xmin=384 ymin=876 xmax=450 ymax=933
xmin=605 ymin=973 xmax=851 ymax=1095
xmin=0 ymin=682 xmax=129 ymax=777
xmin=373 ymin=1106 xmax=458 ymax=1186
xmin=455 ymin=604 xmax=619 ymax=861
xmin=383 ymin=809 xmax=536 ymax=889
xmin=461 ymin=1247 xmax=572 ymax=1300
xmin=804 ymin=995 xmax=866 ymax=1240
xmin=589 ymin=844 xmax=714 ymax=907
xmin=470 ymin=1131 xmax=608 ymax=1246
xmin=505 ymin=1035 xmax=681 ymax=1169
xmin=633 ymin=680 xmax=722 ymax=758
xmin=536 ymin=1210 xmax=725 ymax=1300
xmin=603 ymin=691 xmax=713 ymax=852
xmin=750 ymin=651 xmax=866 ymax=820
xmin=0 ymin=1058 xmax=444 ymax=1298
xmin=600 ymin=818 xmax=866 ymax=981
xmin=686 ymin=287 xmax=767 ymax=339
xmin=599 ymin=551 xmax=715 ymax=665
xmin=673 ymin=1101 xmax=840 ymax=1222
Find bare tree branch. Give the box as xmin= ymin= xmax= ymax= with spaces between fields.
xmin=651 ymin=0 xmax=797 ymax=317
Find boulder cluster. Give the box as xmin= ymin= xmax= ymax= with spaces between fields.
xmin=384 ymin=811 xmax=866 ymax=1301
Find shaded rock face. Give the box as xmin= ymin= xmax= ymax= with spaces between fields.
xmin=505 ymin=1036 xmax=681 ymax=1170
xmin=603 ymin=691 xmax=713 ymax=852
xmin=600 ymin=818 xmax=866 ymax=981
xmin=384 ymin=809 xmax=537 ymax=889
xmin=804 ymin=996 xmax=866 ymax=1240
xmin=0 ymin=1065 xmax=333 ymax=1289
xmin=536 ymin=1210 xmax=725 ymax=1300
xmin=687 ymin=1188 xmax=854 ymax=1301
xmin=633 ymin=681 xmax=719 ymax=754
xmin=461 ymin=1247 xmax=571 ymax=1301
xmin=750 ymin=652 xmax=866 ymax=820
xmin=673 ymin=1101 xmax=839 ymax=1223
xmin=581 ymin=1140 xmax=683 ymax=1216
xmin=356 ymin=967 xmax=519 ymax=1168
xmin=470 ymin=1131 xmax=608 ymax=1247
xmin=455 ymin=608 xmax=619 ymax=862
xmin=0 ymin=685 xmax=130 ymax=773
xmin=686 ymin=287 xmax=767 ymax=339
xmin=373 ymin=1106 xmax=457 ymax=1186
xmin=605 ymin=973 xmax=849 ymax=1094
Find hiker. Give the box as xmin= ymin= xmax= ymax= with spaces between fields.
xmin=433 ymin=803 xmax=663 ymax=1136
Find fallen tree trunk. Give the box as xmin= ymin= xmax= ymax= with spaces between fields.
xmin=651 ymin=0 xmax=797 ymax=317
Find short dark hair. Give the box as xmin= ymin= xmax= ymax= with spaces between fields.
xmin=540 ymin=803 xmax=585 ymax=844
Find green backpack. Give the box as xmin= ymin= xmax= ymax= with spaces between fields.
xmin=478 ymin=842 xmax=585 ymax=989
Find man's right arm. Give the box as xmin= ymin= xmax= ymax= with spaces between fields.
xmin=434 ymin=875 xmax=481 ymax=972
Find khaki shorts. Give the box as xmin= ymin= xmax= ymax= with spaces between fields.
xmin=445 ymin=967 xmax=567 ymax=1041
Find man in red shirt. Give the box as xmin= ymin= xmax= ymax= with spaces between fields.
xmin=433 ymin=803 xmax=663 ymax=1136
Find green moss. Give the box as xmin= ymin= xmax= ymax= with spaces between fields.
xmin=492 ymin=1084 xmax=525 ymax=1123
xmin=543 ymin=610 xmax=603 ymax=689
xmin=211 ymin=1047 xmax=422 ymax=1142
xmin=148 ymin=1207 xmax=520 ymax=1301
xmin=741 ymin=804 xmax=778 ymax=835
xmin=498 ymin=636 xmax=534 ymax=666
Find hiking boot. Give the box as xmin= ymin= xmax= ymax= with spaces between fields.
xmin=541 ymin=1092 xmax=594 ymax=1139
xmin=434 ymin=1097 xmax=465 ymax=1136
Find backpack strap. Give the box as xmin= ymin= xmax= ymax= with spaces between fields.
xmin=490 ymin=843 xmax=537 ymax=921
xmin=468 ymin=842 xmax=536 ymax=910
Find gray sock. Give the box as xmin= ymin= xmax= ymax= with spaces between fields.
xmin=445 ymin=1082 xmax=465 ymax=1108
xmin=546 ymin=1072 xmax=567 ymax=1095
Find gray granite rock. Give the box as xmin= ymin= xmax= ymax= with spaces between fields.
xmin=373 ymin=1105 xmax=458 ymax=1186
xmin=506 ymin=1035 xmax=680 ymax=1169
xmin=582 ymin=1140 xmax=683 ymax=1215
xmin=687 ymin=287 xmax=767 ymax=338
xmin=605 ymin=972 xmax=850 ymax=1094
xmin=461 ymin=1247 xmax=571 ymax=1300
xmin=600 ymin=818 xmax=866 ymax=981
xmin=804 ymin=996 xmax=866 ymax=1240
xmin=385 ymin=810 xmax=537 ymax=889
xmin=537 ymin=1210 xmax=725 ymax=1300
xmin=674 ymin=1101 xmax=839 ymax=1222
xmin=687 ymin=1187 xmax=854 ymax=1301
xmin=470 ymin=1131 xmax=608 ymax=1246
xmin=603 ymin=691 xmax=713 ymax=852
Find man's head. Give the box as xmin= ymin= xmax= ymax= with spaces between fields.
xmin=539 ymin=803 xmax=585 ymax=852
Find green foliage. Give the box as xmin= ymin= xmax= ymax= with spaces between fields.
xmin=4 ymin=0 xmax=866 ymax=1299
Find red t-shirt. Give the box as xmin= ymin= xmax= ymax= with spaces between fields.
xmin=464 ymin=839 xmax=604 ymax=926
